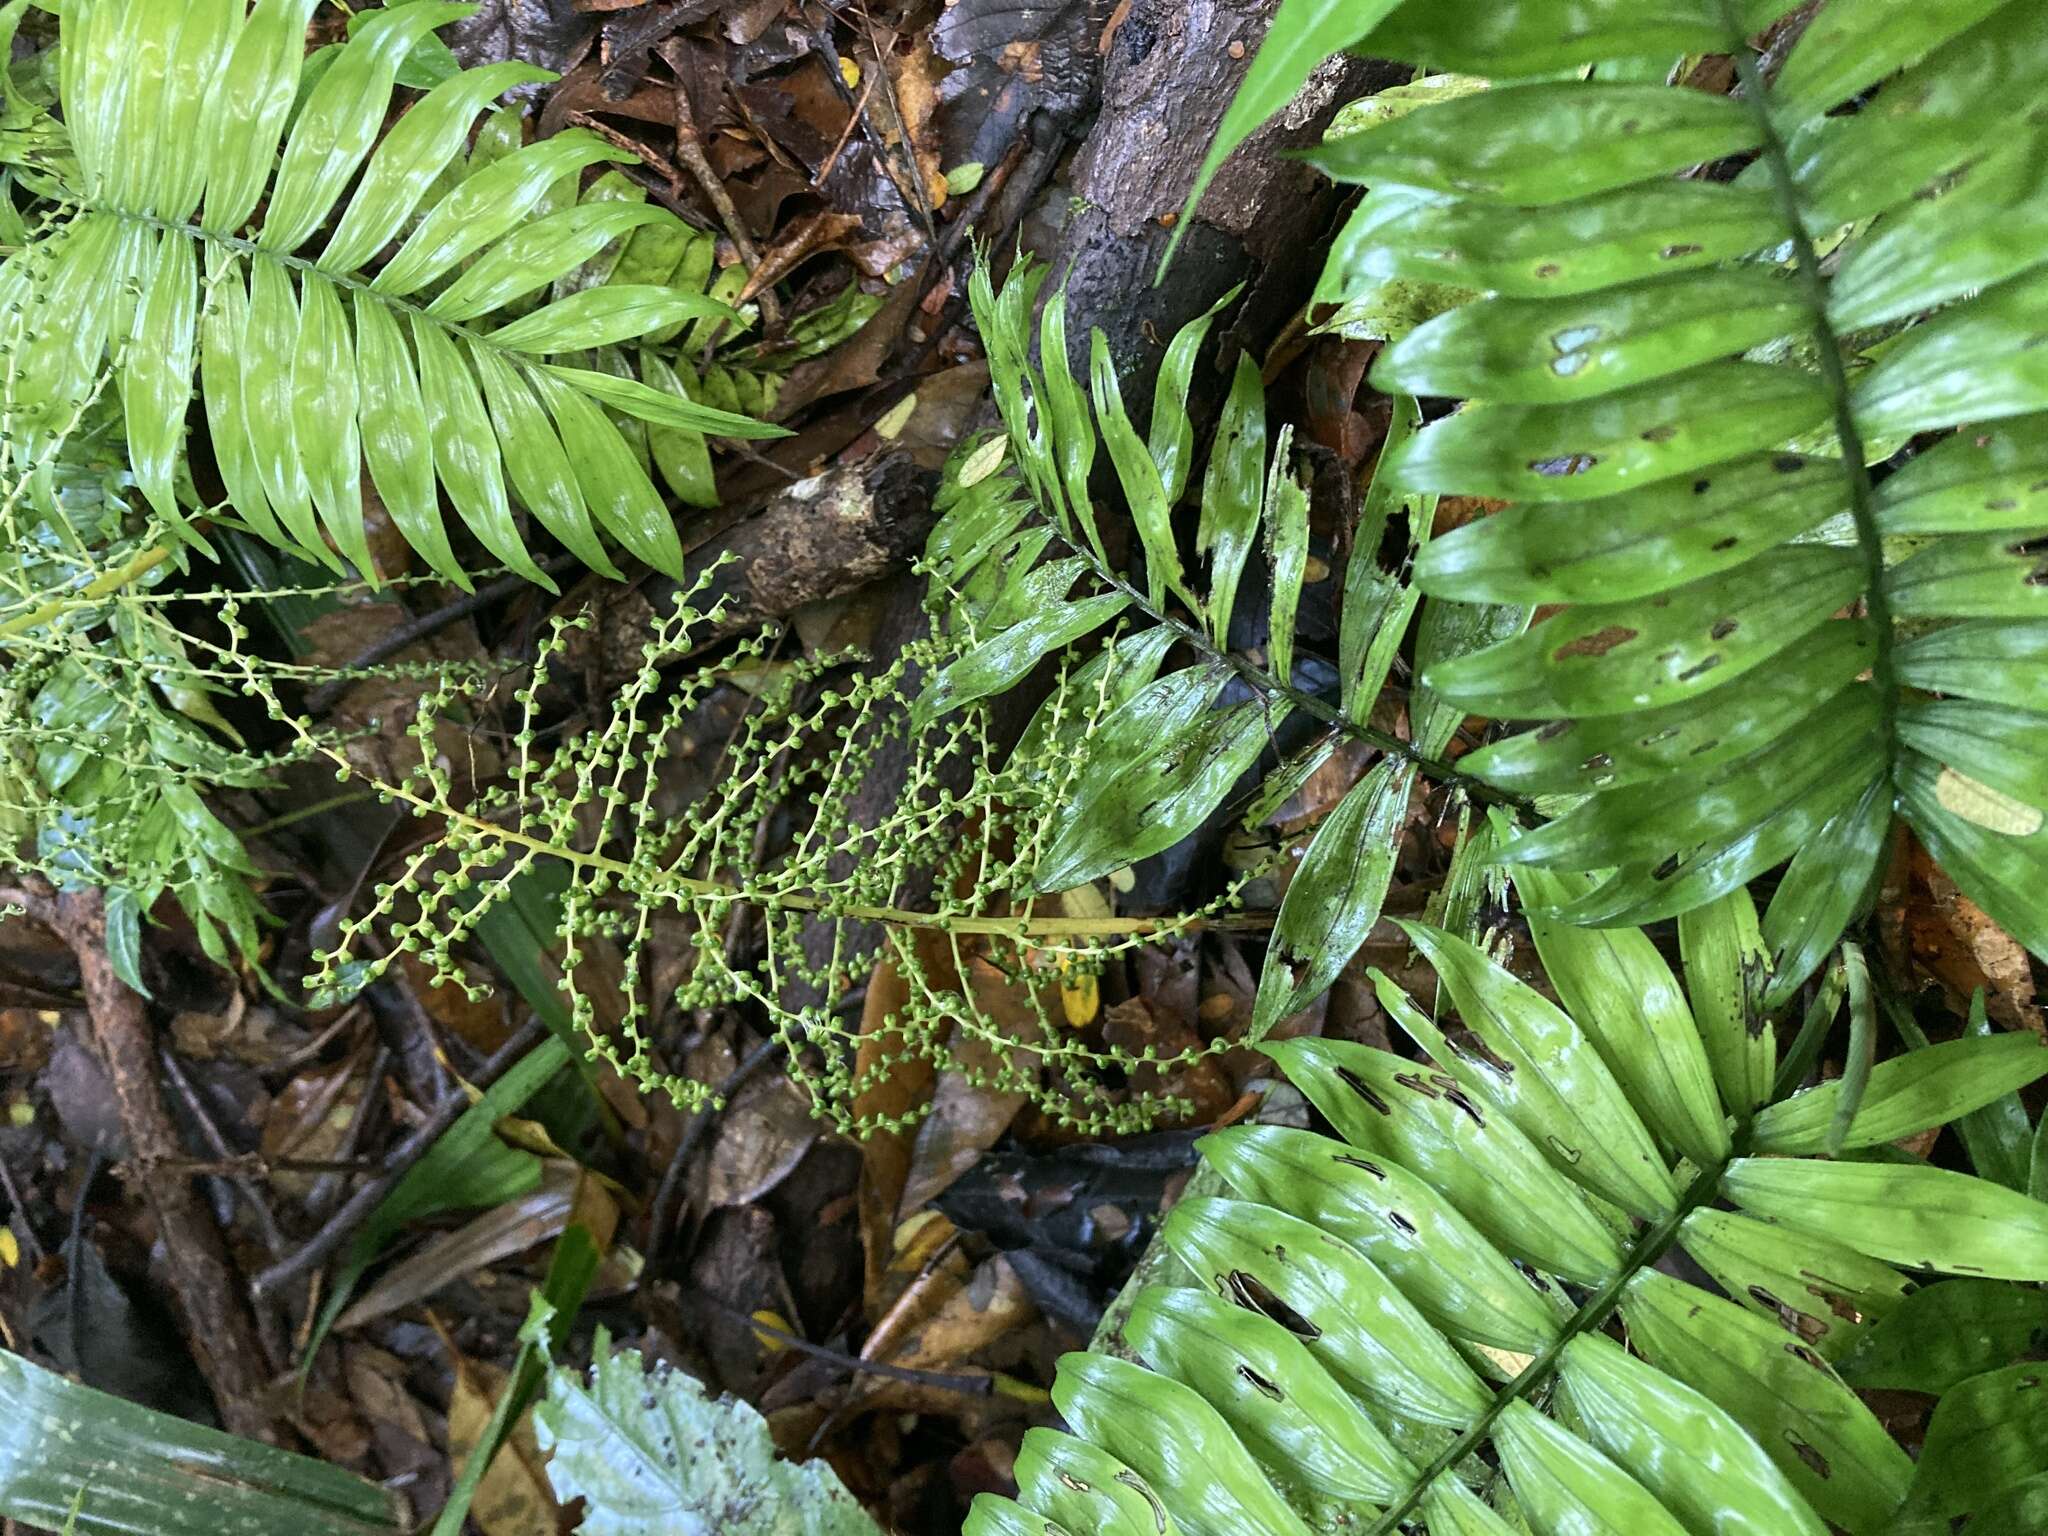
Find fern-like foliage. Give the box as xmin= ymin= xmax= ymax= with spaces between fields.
xmin=0 ymin=0 xmax=783 ymax=592
xmin=1303 ymin=0 xmax=2048 ymax=1001
xmin=973 ymin=860 xmax=2048 ymax=1536
xmin=928 ymin=258 xmax=1527 ymax=1038
xmin=0 ymin=394 xmax=289 ymax=985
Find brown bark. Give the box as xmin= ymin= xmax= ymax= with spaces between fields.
xmin=647 ymin=449 xmax=935 ymax=638
xmin=0 ymin=880 xmax=278 ymax=1441
xmin=1048 ymin=0 xmax=1395 ymax=419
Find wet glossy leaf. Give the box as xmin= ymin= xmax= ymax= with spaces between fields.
xmin=1033 ymin=668 xmax=1268 ymax=894
xmin=1723 ymin=1157 xmax=2048 ymax=1281
xmin=1250 ymin=759 xmax=1415 ymax=1037
xmin=916 ymin=586 xmax=1130 ymax=723
xmin=1201 ymin=352 xmax=1268 ymax=646
xmin=1417 ymin=452 xmax=1840 ymax=607
xmin=1836 ymin=1280 xmax=2048 ymax=1395
xmin=1380 ymin=270 xmax=1802 ymax=406
xmin=1775 ymin=0 xmax=2011 ymax=111
xmin=1052 ymin=1353 xmax=1310 ymax=1536
xmin=1200 ymin=1124 xmax=1565 ymax=1354
xmin=1361 ymin=1 xmax=1800 ymax=78
xmin=1753 ymin=1032 xmax=2048 ymax=1156
xmin=1335 ymin=182 xmax=1784 ymax=300
xmin=1493 ymin=1399 xmax=1691 ymax=1536
xmin=1390 ymin=920 xmax=1677 ymax=1219
xmin=1161 ymin=1195 xmax=1488 ymax=1427
xmin=1303 ymin=83 xmax=1761 ymax=206
xmin=1507 ymin=859 xmax=1728 ymax=1166
xmin=1678 ymin=1207 xmax=1911 ymax=1362
xmin=1623 ymin=1270 xmax=1914 ymax=1534
xmin=1679 ymin=886 xmax=1777 ymax=1117
xmin=1559 ymin=1333 xmax=1828 ymax=1536
xmin=1126 ymin=1286 xmax=1414 ymax=1502
xmin=1007 ymin=1430 xmax=1177 ymax=1536
xmin=1090 ymin=327 xmax=1185 ymax=610
xmin=1266 ymin=1034 xmax=1624 ymax=1285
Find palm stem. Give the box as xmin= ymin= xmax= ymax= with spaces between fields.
xmin=1050 ymin=523 xmax=1536 ymax=814
xmin=1365 ymin=1145 xmax=1742 ymax=1535
xmin=1721 ymin=3 xmax=1900 ymax=777
xmin=0 ymin=543 xmax=172 ymax=642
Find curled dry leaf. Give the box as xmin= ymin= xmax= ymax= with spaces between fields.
xmin=897 ymin=958 xmax=1046 ymax=1217
xmin=338 ymin=1164 xmax=609 ymax=1331
xmin=448 ymin=1353 xmax=561 ymax=1536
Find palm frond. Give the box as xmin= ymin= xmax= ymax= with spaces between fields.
xmin=1305 ymin=0 xmax=2048 ymax=995
xmin=927 ymin=257 xmax=1528 ymax=1038
xmin=0 ymin=0 xmax=786 ymax=592
xmin=974 ymin=862 xmax=2048 ymax=1536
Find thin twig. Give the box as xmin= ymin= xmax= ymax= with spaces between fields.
xmin=655 ymin=40 xmax=782 ymax=332
xmin=0 ymin=1143 xmax=41 ymax=1265
xmin=692 ymin=1294 xmax=994 ymax=1396
xmin=158 ymin=1048 xmax=289 ymax=1253
xmin=645 ymin=1034 xmax=785 ymax=1272
xmin=301 ymin=554 xmax=581 ymax=715
xmin=249 ymin=1014 xmax=548 ymax=1298
xmin=812 ymin=71 xmax=879 ymax=188
xmin=305 ymin=1045 xmax=391 ymax=1218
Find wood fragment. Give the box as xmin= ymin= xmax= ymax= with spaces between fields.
xmin=0 ymin=880 xmax=278 ymax=1441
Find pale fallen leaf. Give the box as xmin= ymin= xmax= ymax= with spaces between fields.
xmin=449 ymin=1355 xmax=560 ymax=1536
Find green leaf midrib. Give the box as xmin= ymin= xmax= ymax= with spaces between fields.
xmin=1720 ymin=1 xmax=1901 ymax=787
xmin=1360 ymin=28 xmax=1897 ymax=1526
xmin=1360 ymin=1142 xmax=1740 ymax=1536
xmin=76 ymin=199 xmax=553 ymax=375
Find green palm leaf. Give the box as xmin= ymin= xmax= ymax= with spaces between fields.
xmin=1305 ymin=0 xmax=2048 ymax=994
xmin=2 ymin=0 xmax=784 ymax=592
xmin=974 ymin=883 xmax=2048 ymax=1536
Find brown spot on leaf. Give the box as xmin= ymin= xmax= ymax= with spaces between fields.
xmin=1335 ymin=1154 xmax=1387 ymax=1179
xmin=1785 ymin=1432 xmax=1831 ymax=1479
xmin=1336 ymin=1067 xmax=1391 ymax=1114
xmin=1220 ymin=1271 xmax=1320 ymax=1340
xmin=1555 ymin=625 xmax=1638 ymax=659
xmin=1237 ymin=1364 xmax=1285 ymax=1400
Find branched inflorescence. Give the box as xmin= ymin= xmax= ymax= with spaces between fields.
xmin=237 ymin=532 xmax=1264 ymax=1135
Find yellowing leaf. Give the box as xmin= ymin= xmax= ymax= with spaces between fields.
xmin=1051 ymin=884 xmax=1111 ymax=1026
xmin=873 ymin=392 xmax=918 ymax=439
xmin=751 ymin=1309 xmax=793 ymax=1352
xmin=958 ymin=435 xmax=1008 ymax=487
xmin=1934 ymin=766 xmax=2045 ymax=836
